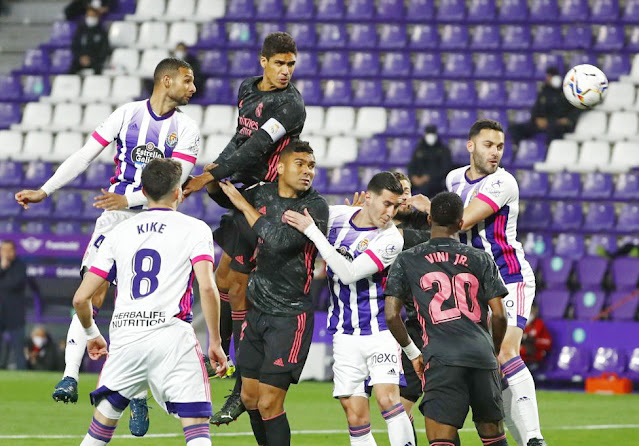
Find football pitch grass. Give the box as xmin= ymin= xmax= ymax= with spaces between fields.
xmin=0 ymin=371 xmax=638 ymax=445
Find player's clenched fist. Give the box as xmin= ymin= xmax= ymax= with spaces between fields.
xmin=86 ymin=335 xmax=108 ymax=360
xmin=15 ymin=189 xmax=47 ymax=210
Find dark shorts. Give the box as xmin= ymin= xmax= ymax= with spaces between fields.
xmin=400 ymin=319 xmax=424 ymax=402
xmin=212 ymin=210 xmax=258 ymax=274
xmin=237 ymin=307 xmax=314 ymax=391
xmin=419 ymin=357 xmax=504 ymax=429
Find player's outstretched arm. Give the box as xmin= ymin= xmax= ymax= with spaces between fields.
xmin=72 ymin=272 xmax=108 ymax=360
xmin=488 ymin=297 xmax=508 ymax=356
xmin=385 ymin=295 xmax=424 ymax=377
xmin=194 ymin=260 xmax=228 ymax=377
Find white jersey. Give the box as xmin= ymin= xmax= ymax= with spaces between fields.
xmin=92 ymin=100 xmax=201 ymax=204
xmin=446 ymin=166 xmax=534 ymax=285
xmin=326 ymin=206 xmax=404 ymax=336
xmin=89 ymin=209 xmax=214 ymax=347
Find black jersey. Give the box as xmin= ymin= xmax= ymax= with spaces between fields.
xmin=210 ymin=76 xmax=306 ymax=186
xmin=385 ymin=238 xmax=508 ymax=369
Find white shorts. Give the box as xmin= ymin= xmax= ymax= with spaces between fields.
xmin=332 ymin=330 xmax=403 ymax=398
xmin=90 ymin=319 xmax=212 ymax=418
xmin=82 ymin=209 xmax=139 ymax=282
xmin=504 ymin=281 xmax=536 ymax=330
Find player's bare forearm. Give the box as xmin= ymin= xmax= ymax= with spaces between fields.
xmin=488 ymin=296 xmax=508 ymax=355
xmin=183 ymin=171 xmax=215 ymax=197
xmin=15 ymin=189 xmax=47 ymax=210
xmin=384 ymin=296 xmax=411 ymax=348
xmin=461 ymin=198 xmax=496 ymax=231
xmin=219 ymin=180 xmax=261 ymax=226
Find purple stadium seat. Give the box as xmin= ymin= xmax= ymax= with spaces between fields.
xmin=376 ymin=0 xmax=404 ymax=19
xmin=538 ymin=290 xmax=570 ymax=319
xmin=611 ymin=257 xmax=639 ymax=290
xmin=81 ymin=195 xmax=103 ymax=221
xmin=583 ymin=203 xmax=615 ymax=232
xmin=23 ymin=161 xmax=53 ymax=188
xmin=555 ymin=233 xmax=586 ymax=259
xmin=23 ymin=197 xmax=52 ymax=219
xmin=581 ymin=172 xmax=613 ymax=200
xmin=201 ymin=50 xmax=228 ymax=76
xmin=617 ymin=204 xmax=639 ymax=233
xmin=440 ymin=25 xmax=469 ymax=50
xmin=22 ymin=49 xmax=49 ymax=74
xmin=385 ymin=109 xmax=417 ymax=135
xmin=412 ymin=53 xmax=441 ymax=77
xmin=0 ymin=75 xmax=21 ymax=101
xmin=53 ymin=221 xmax=82 ymax=235
xmin=50 ymin=49 xmax=72 ymax=74
xmin=202 ymin=78 xmax=232 ymax=105
xmin=0 ymin=161 xmax=23 ymax=187
xmin=294 ymin=52 xmax=318 ymax=77
xmin=468 ymin=0 xmax=497 ymax=19
xmin=477 ymin=81 xmax=506 ymax=107
xmin=474 ymin=53 xmax=504 ymax=79
xmin=540 ymin=256 xmax=573 ymax=289
xmin=257 ymin=23 xmax=286 ymax=45
xmin=327 ymin=167 xmax=359 ymax=194
xmin=348 ymin=24 xmax=377 ymax=50
xmin=23 ymin=221 xmax=50 ymax=234
xmin=552 ymin=202 xmax=583 ymax=232
xmin=559 ymin=0 xmax=589 ymax=21
xmin=504 ymin=53 xmax=534 ymax=79
xmin=443 ymin=53 xmax=473 ymax=78
xmin=295 ymin=79 xmax=321 ymax=105
xmin=409 ymin=25 xmax=439 ymax=50
xmin=227 ymin=23 xmax=256 ymax=48
xmin=387 ymin=138 xmax=413 ymax=165
xmin=563 ymin=25 xmax=593 ymax=50
xmin=229 ymin=50 xmax=257 ymax=76
xmin=256 ymin=0 xmax=284 ymax=18
xmin=524 ymin=232 xmax=553 ymax=257
xmin=197 ymin=23 xmax=225 ymax=48
xmin=447 ymin=81 xmax=476 ymax=107
xmin=512 ymin=110 xmax=531 ymax=123
xmin=49 ymin=21 xmax=76 ymax=47
xmin=286 ymin=0 xmax=314 ymax=19
xmin=573 ymin=289 xmax=606 ymax=320
xmin=608 ymin=290 xmax=639 ymax=321
xmin=312 ymin=167 xmax=328 ymax=192
xmin=352 ymin=80 xmax=383 ymax=106
xmin=498 ymin=0 xmax=528 ymax=21
xmin=448 ymin=110 xmax=477 ymax=136
xmin=594 ymin=25 xmax=625 ymax=51
xmin=322 ymin=80 xmax=351 ymax=106
xmin=529 ymin=0 xmax=559 ymax=21
xmin=316 ymin=0 xmax=344 ymax=19
xmin=384 ymin=81 xmax=413 ymax=106
xmin=512 ymin=138 xmax=544 ymax=168
xmin=614 ymin=173 xmax=639 ymax=200
xmin=0 ymin=103 xmax=20 ymax=129
xmin=533 ymin=26 xmax=563 ymax=51
xmin=575 ymin=256 xmax=609 ymax=290
xmin=626 ymin=28 xmax=639 ymax=53
xmin=437 ymin=0 xmax=466 ymax=20
xmin=289 ymin=24 xmax=317 ymax=49
xmin=592 ymin=347 xmax=626 ymax=375
xmin=202 ymin=201 xmax=226 ymax=226
xmin=0 ymin=190 xmax=20 ymax=218
xmin=470 ymin=25 xmax=500 ymax=50
xmin=419 ymin=109 xmax=448 ymax=134
xmin=519 ymin=201 xmax=551 ymax=231
xmin=518 ymin=170 xmax=548 ymax=199
xmin=54 ymin=192 xmax=83 ymax=218
xmin=0 ymin=220 xmax=18 ymax=232
xmin=84 ymin=163 xmax=113 ymax=189
xmin=591 ymin=0 xmax=619 ymax=21
xmin=346 ymin=0 xmax=374 ymax=19
xmin=379 ymin=25 xmax=407 ymax=50
xmin=320 ymin=52 xmax=349 ymax=76
xmin=414 ymin=80 xmax=445 ymax=107
xmin=502 ymin=25 xmax=531 ymax=50
xmin=317 ymin=24 xmax=347 ymax=49
xmin=547 ymin=346 xmax=590 ymax=380
xmin=358 ymin=138 xmax=387 ymax=165
xmin=588 ymin=234 xmax=617 ymax=256
xmin=479 ymin=109 xmax=508 ymax=130
xmin=226 ymin=0 xmax=254 ymax=18
xmin=381 ymin=53 xmax=411 ymax=78
xmin=406 ymin=0 xmax=435 ymax=20
xmin=548 ymin=172 xmax=581 ymax=199
xmin=180 ymin=195 xmax=204 ymax=220
xmin=622 ymin=0 xmax=639 ymax=23
xmin=569 ymin=53 xmax=598 ymax=69
xmin=448 ymin=138 xmax=468 ymax=165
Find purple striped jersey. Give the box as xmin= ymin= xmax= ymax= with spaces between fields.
xmin=446 ymin=166 xmax=534 ymax=285
xmin=88 ymin=209 xmax=214 ymax=347
xmin=92 ymin=100 xmax=200 ymax=200
xmin=326 ymin=206 xmax=404 ymax=335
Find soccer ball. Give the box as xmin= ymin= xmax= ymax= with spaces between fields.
xmin=562 ymin=64 xmax=609 ymax=109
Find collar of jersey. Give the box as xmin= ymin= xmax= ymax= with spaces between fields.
xmin=146 ymin=100 xmax=176 ymax=121
xmin=148 ymin=207 xmax=174 ymax=211
xmin=349 ymin=209 xmax=377 ymax=231
xmin=464 ymin=168 xmax=487 ymax=185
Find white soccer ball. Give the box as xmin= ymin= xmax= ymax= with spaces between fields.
xmin=562 ymin=64 xmax=609 ymax=109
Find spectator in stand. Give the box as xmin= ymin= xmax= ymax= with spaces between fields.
xmin=520 ymin=305 xmax=552 ymax=370
xmin=25 ymin=326 xmax=59 ymax=371
xmin=70 ymin=6 xmax=111 ymax=75
xmin=0 ymin=240 xmax=28 ymax=370
xmin=173 ymin=42 xmax=202 ymax=98
xmin=407 ymin=125 xmax=452 ymax=198
xmin=509 ymin=66 xmax=580 ymax=147
xmin=64 ymin=0 xmax=111 ymax=20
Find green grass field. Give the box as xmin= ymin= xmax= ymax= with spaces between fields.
xmin=0 ymin=371 xmax=637 ymax=445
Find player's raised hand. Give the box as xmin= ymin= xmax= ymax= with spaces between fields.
xmin=183 ymin=171 xmax=214 ymax=198
xmin=411 ymin=355 xmax=425 ymax=378
xmin=208 ymin=343 xmax=229 ymax=378
xmin=15 ymin=189 xmax=47 ymax=210
xmin=407 ymin=194 xmax=431 ymax=214
xmin=86 ymin=335 xmax=108 ymax=360
xmin=94 ymin=189 xmax=128 ymax=210
xmin=219 ymin=180 xmax=248 ymax=209
xmin=283 ymin=208 xmax=315 ymax=233
xmin=345 ymin=191 xmax=366 ymax=207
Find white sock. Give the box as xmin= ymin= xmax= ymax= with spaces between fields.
xmin=502 ymin=356 xmax=543 ymax=443
xmin=186 ymin=438 xmax=211 ymax=446
xmin=349 ymin=423 xmax=378 ymax=445
xmin=502 ymin=378 xmax=525 ymax=446
xmin=80 ymin=433 xmax=108 ymax=445
xmin=64 ymin=314 xmax=87 ymax=380
xmin=381 ymin=403 xmax=415 ymax=446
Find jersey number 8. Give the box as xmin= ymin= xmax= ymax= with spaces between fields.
xmin=131 ymin=249 xmax=161 ymax=299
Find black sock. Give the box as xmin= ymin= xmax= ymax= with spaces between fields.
xmin=263 ymin=412 xmax=290 ymax=446
xmin=480 ymin=433 xmax=508 ymax=446
xmin=220 ymin=295 xmax=232 ymax=355
xmin=248 ymin=409 xmax=268 ymax=445
xmin=454 ymin=432 xmax=461 ymax=446
xmin=231 ymin=309 xmax=248 ymax=395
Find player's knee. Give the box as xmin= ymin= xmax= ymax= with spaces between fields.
xmin=240 ymin=387 xmax=258 ymax=410
xmin=95 ymin=398 xmax=124 ymax=421
xmin=345 ymin=411 xmax=370 ymax=428
xmin=376 ymin=393 xmax=400 ymax=412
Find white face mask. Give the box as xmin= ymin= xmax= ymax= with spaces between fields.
xmin=33 ymin=336 xmax=46 ymax=348
xmin=550 ymin=75 xmax=562 ymax=89
xmin=86 ymin=16 xmax=99 ymax=27
xmin=174 ymin=50 xmax=186 ymax=60
xmin=424 ymin=133 xmax=437 ymax=145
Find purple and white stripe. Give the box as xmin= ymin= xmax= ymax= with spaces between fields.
xmin=381 ymin=402 xmax=406 ymax=421
xmin=501 ymin=356 xmax=527 ymax=378
xmin=349 ymin=423 xmax=372 ymax=438
xmin=88 ymin=417 xmax=116 ymax=443
xmin=183 ymin=423 xmax=210 ymax=442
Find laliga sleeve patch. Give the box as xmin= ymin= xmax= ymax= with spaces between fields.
xmin=261 ymin=118 xmax=287 ymax=142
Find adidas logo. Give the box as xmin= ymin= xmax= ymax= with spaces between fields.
xmin=128 ymin=123 xmax=138 ymax=130
xmin=235 ymin=255 xmax=244 ymax=265
xmin=404 ymin=443 xmax=414 ymax=446
xmin=517 ymin=396 xmax=530 ymax=402
xmin=273 ymin=358 xmax=284 ymax=367
xmin=68 ymin=339 xmax=76 ymax=345
xmin=387 ymin=368 xmax=396 ymax=376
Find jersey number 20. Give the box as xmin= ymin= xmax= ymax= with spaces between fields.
xmin=420 ymin=272 xmax=481 ymax=324
xmin=131 ymin=249 xmax=161 ymax=299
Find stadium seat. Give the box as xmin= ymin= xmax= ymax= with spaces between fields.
xmin=518 ymin=170 xmax=548 ymax=199
xmin=477 ymin=81 xmax=506 ymax=108
xmin=164 ymin=0 xmax=196 ymax=19
xmin=581 ymin=172 xmax=613 ymax=199
xmin=320 ymin=52 xmax=349 ymax=76
xmin=627 ymin=28 xmax=639 ymax=53
xmin=0 ymin=75 xmax=21 ymax=101
xmin=512 ymin=138 xmax=546 ymax=169
xmin=225 ymin=0 xmax=255 ymax=18
xmin=559 ymin=0 xmax=589 ymax=21
xmin=317 ymin=24 xmax=347 ymax=49
xmin=12 ymin=102 xmax=51 ymax=131
xmin=409 ymin=25 xmax=439 ymax=50
xmin=201 ymin=50 xmax=228 ymax=76
xmin=437 ymin=0 xmax=466 ymax=20
xmin=539 ymin=256 xmax=573 ymax=289
xmin=407 ymin=0 xmax=435 ymax=20
xmin=470 ymin=25 xmax=500 ymax=50
xmin=564 ymin=112 xmax=608 ymax=143
xmin=180 ymin=193 xmax=204 ymax=219
xmin=414 ymin=80 xmax=445 ymax=107
xmin=0 ymin=131 xmax=23 ymax=160
xmin=196 ymin=23 xmax=225 ymax=49
xmin=305 ymin=136 xmax=327 ymax=163
xmin=301 ymin=106 xmax=324 ymax=136
xmin=108 ymin=21 xmax=137 ymax=48
xmin=582 ymin=203 xmax=615 ymax=232
xmin=411 ymin=52 xmax=440 ymax=78
xmin=346 ymin=0 xmax=374 ymax=19
xmin=440 ymin=25 xmax=469 ymax=50
xmin=530 ymin=0 xmax=559 ymax=20
xmin=534 ymin=140 xmax=579 ymax=173
xmin=442 ymin=53 xmax=473 ymax=78
xmin=80 ymin=104 xmax=112 ymax=133
xmin=348 ymin=24 xmax=377 ymax=50
xmin=447 ymin=81 xmax=476 ymax=106
xmin=502 ymin=25 xmax=531 ymax=50
xmin=106 ymin=48 xmax=139 ymax=75
xmin=179 ymin=104 xmax=203 ymax=128
xmin=326 ymin=166 xmax=359 ymax=193
xmin=563 ymin=25 xmax=593 ymax=50
xmin=0 ymin=190 xmax=21 ymax=218
xmin=323 ymin=107 xmax=355 ymax=136
xmin=227 ymin=23 xmax=256 ymax=48
xmin=601 ymin=54 xmax=631 ymax=81
xmin=600 ymin=142 xmax=639 ymax=174
xmin=599 ymin=82 xmax=636 ymax=112
xmin=126 ymin=0 xmax=166 ymax=21
xmin=387 ymin=138 xmax=414 ymax=165
xmin=474 ymin=53 xmax=504 ymax=79
xmin=377 ymin=0 xmax=404 ymax=18
xmin=47 ymin=103 xmax=82 ymax=133
xmin=613 ymin=173 xmax=639 ymax=200
xmin=385 ymin=109 xmax=417 ymax=135
xmin=21 ymin=48 xmax=49 ymax=75
xmin=378 ymin=25 xmax=407 ymax=49
xmin=381 ymin=53 xmax=411 ymax=78
xmin=288 ymin=23 xmax=316 ymax=49
xmin=84 ymin=163 xmax=113 ymax=189
xmin=19 ymin=132 xmax=53 ymax=162
xmin=547 ymin=346 xmax=590 ymax=381
xmin=286 ymin=0 xmax=314 ymax=19
xmin=201 ymin=105 xmax=235 ymax=135
xmin=138 ymin=50 xmax=170 ymax=78
xmin=548 ymin=172 xmax=581 ymax=199
xmin=352 ymin=80 xmax=383 ymax=106
xmin=532 ymin=25 xmax=563 ymax=50
xmin=588 ymin=234 xmax=617 ymax=256
xmin=573 ymin=289 xmax=606 ymax=320
xmin=551 ymin=202 xmax=583 ymax=232
xmin=192 ymin=0 xmax=225 ymax=22
xmin=23 ymin=221 xmax=50 ymax=234
xmin=350 ymin=52 xmax=379 ymax=77
xmin=357 ymin=138 xmax=387 ymax=165
xmin=498 ymin=0 xmax=528 ymax=21
xmin=0 ymin=160 xmax=23 ymax=187
xmin=322 ymin=80 xmax=351 ymax=106
xmin=295 ymin=79 xmax=321 ymax=105
xmin=316 ymin=0 xmax=343 ymax=19
xmin=622 ymin=0 xmax=639 ymax=23
xmin=42 ymin=75 xmax=81 ymax=104
xmin=538 ymin=290 xmax=570 ymax=319
xmin=202 ymin=135 xmax=229 ymax=166
xmin=575 ymin=256 xmax=609 ymax=290
xmin=168 ymin=22 xmax=198 ymax=47
xmin=504 ymin=53 xmax=534 ymax=79
xmin=592 ymin=347 xmax=626 ymax=375
xmin=608 ymin=291 xmax=639 ymax=321
xmin=448 ymin=138 xmax=468 ymax=165
xmin=468 ymin=0 xmax=496 ymax=20
xmin=591 ymin=0 xmax=619 ymax=21
xmin=0 ymin=220 xmax=17 ymax=233
xmin=22 ymin=160 xmax=53 ymax=188
xmin=354 ymin=107 xmax=386 ymax=137
xmin=448 ymin=110 xmax=477 ymax=137
xmin=610 ymin=257 xmax=639 ymax=290
xmin=50 ymin=49 xmax=72 ymax=75
xmin=554 ymin=233 xmax=586 ymax=260
xmin=110 ymin=76 xmax=142 ymax=103
xmin=384 ymin=81 xmax=412 ymax=106
xmin=79 ymin=75 xmax=111 ymax=105
xmin=616 ymin=203 xmax=639 ymax=233
xmin=53 ymin=221 xmax=82 ymax=235
xmin=507 ymin=81 xmax=538 ymax=108
xmin=0 ymin=104 xmax=22 ymax=129
xmin=534 ymin=53 xmax=565 ymax=80
xmin=49 ymin=20 xmax=76 ymax=48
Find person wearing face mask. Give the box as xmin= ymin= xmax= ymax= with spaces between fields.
xmin=407 ymin=124 xmax=453 ymax=198
xmin=509 ymin=66 xmax=581 ymax=147
xmin=25 ymin=326 xmax=59 ymax=371
xmin=70 ymin=7 xmax=111 ymax=75
xmin=0 ymin=240 xmax=27 ymax=370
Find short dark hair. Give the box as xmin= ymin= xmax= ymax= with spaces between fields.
xmin=261 ymin=32 xmax=297 ymax=59
xmin=546 ymin=66 xmax=559 ymax=76
xmin=367 ymin=172 xmax=403 ymax=196
xmin=430 ymin=192 xmax=464 ymax=228
xmin=280 ymin=139 xmax=314 ymax=159
xmin=153 ymin=58 xmax=193 ymax=84
xmin=468 ymin=119 xmax=504 ymax=140
xmin=141 ymin=159 xmax=182 ymax=201
xmin=392 ymin=171 xmax=410 ymax=185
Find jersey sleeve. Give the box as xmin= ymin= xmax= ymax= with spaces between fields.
xmin=480 ymin=253 xmax=509 ymax=302
xmin=92 ymin=104 xmax=126 ymax=147
xmin=88 ymin=236 xmax=115 ymax=279
xmin=328 ymin=205 xmax=354 ymax=227
xmin=190 ymin=221 xmax=215 ymax=266
xmin=171 ymin=116 xmax=201 ymax=165
xmin=384 ymin=254 xmax=411 ymax=301
xmin=476 ymin=171 xmax=519 ymax=212
xmin=364 ymin=228 xmax=404 ymax=272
